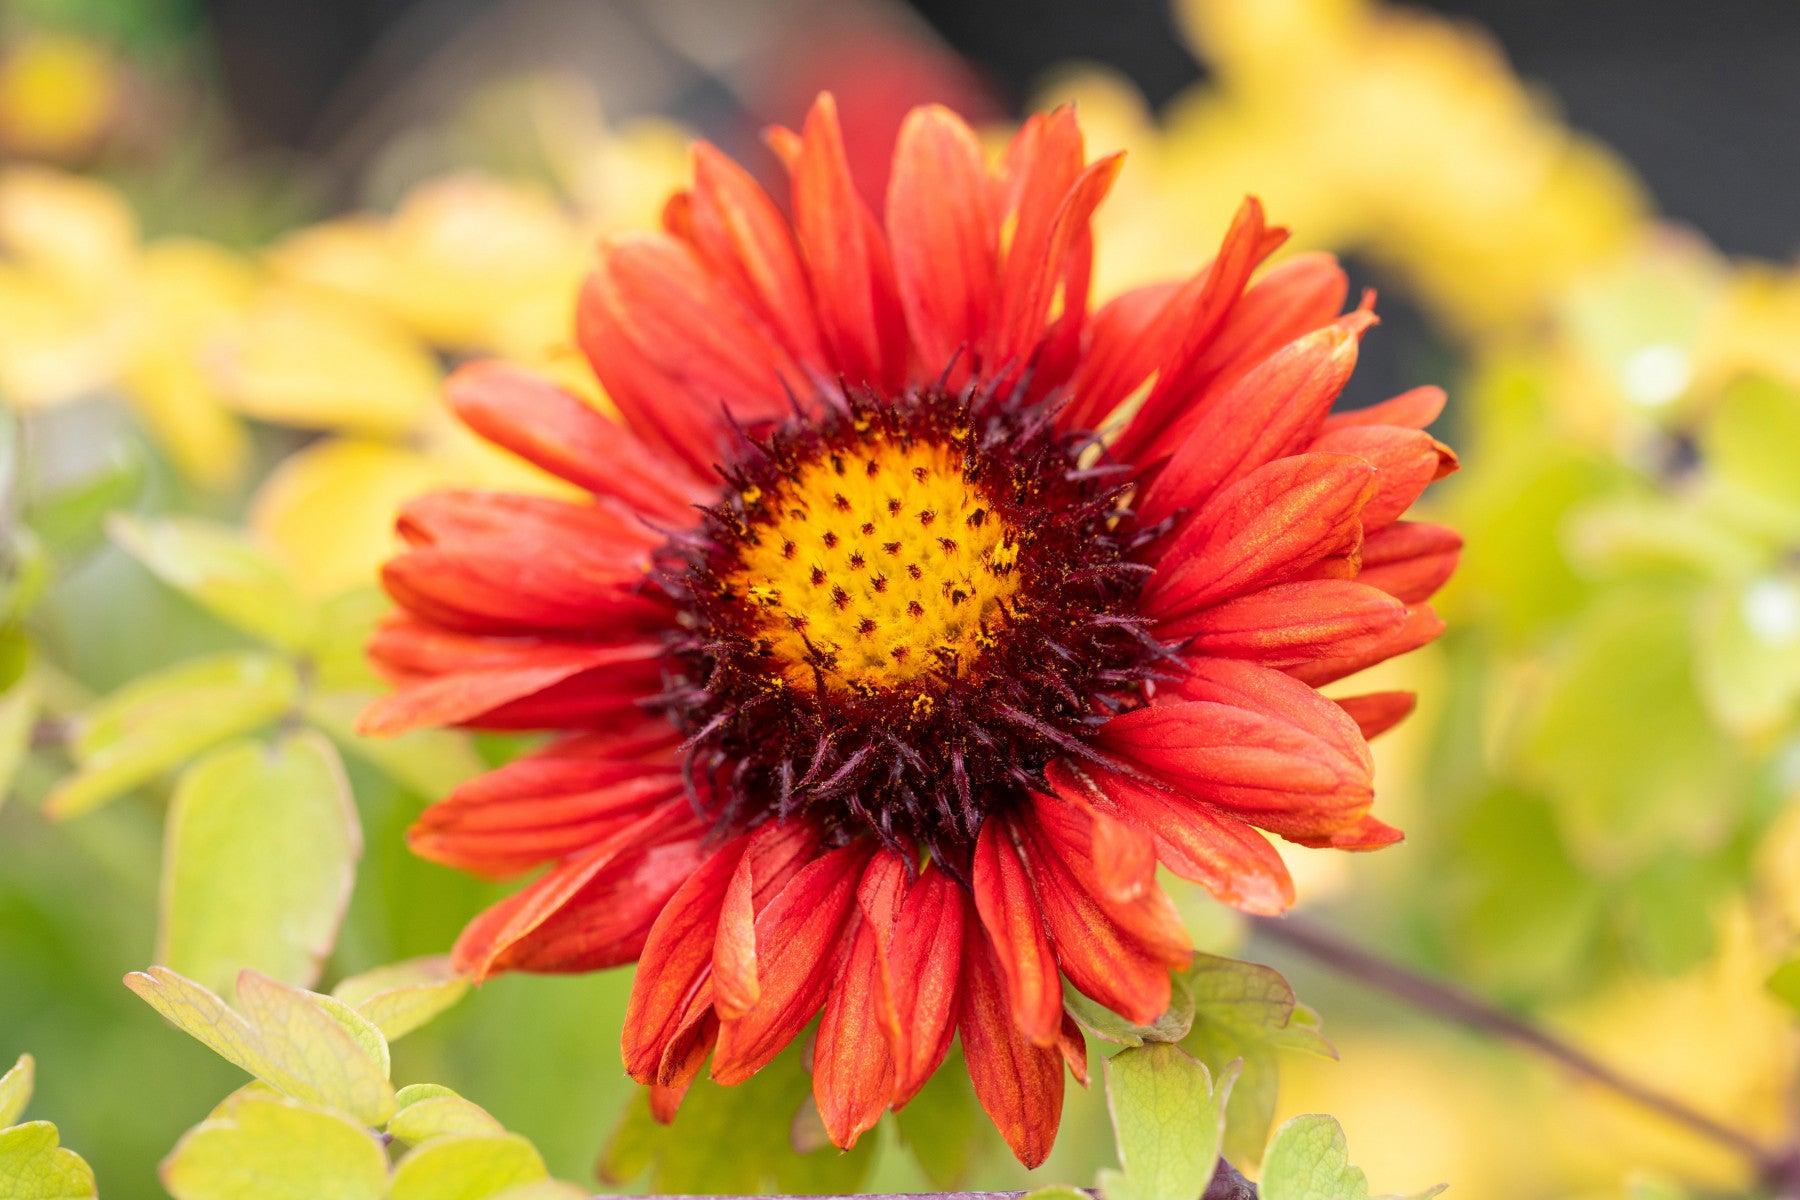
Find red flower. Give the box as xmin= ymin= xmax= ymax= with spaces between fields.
xmin=362 ymin=94 xmax=1460 ymax=1166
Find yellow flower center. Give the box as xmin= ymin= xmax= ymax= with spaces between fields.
xmin=726 ymin=427 xmax=1023 ymax=697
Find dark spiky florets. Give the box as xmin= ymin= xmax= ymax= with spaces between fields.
xmin=653 ymin=385 xmax=1167 ymax=874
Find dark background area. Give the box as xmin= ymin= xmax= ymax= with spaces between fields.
xmin=199 ymin=0 xmax=1800 ymax=261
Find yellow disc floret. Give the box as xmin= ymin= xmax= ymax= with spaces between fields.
xmin=725 ymin=429 xmax=1022 ymax=696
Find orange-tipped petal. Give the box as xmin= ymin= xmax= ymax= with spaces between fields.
xmin=1334 ymin=691 xmax=1417 ymax=741
xmin=881 ymin=862 xmax=965 ymax=1107
xmin=712 ymin=819 xmax=823 ymax=1021
xmin=959 ymin=924 xmax=1066 ymax=1169
xmin=1358 ymin=521 xmax=1464 ymax=604
xmin=814 ymin=892 xmax=899 ymax=1149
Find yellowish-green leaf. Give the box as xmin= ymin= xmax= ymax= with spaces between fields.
xmin=1027 ymin=1189 xmax=1091 ymax=1200
xmin=1066 ymin=973 xmax=1195 ymax=1047
xmin=159 ymin=734 xmax=361 ymax=995
xmin=161 ymin=1097 xmax=388 ymax=1200
xmin=1260 ymin=1114 xmax=1369 ymax=1200
xmin=47 ymin=653 xmax=297 ymax=820
xmin=485 ymin=1183 xmax=588 ymax=1200
xmin=1101 ymin=1043 xmax=1234 ymax=1200
xmin=306 ymin=691 xmax=484 ymax=798
xmin=0 ymin=672 xmax=39 ymax=811
xmin=125 ymin=966 xmax=396 ymax=1125
xmin=108 ymin=513 xmax=314 ymax=651
xmin=0 ymin=1122 xmax=96 ymax=1199
xmin=332 ymin=957 xmax=470 ymax=1042
xmin=0 ymin=1054 xmax=34 ymax=1128
xmin=308 ymin=991 xmax=392 ymax=1081
xmin=388 ymin=1093 xmax=506 ymax=1145
xmin=389 ymin=1133 xmax=548 ymax=1200
xmin=1693 ymin=576 xmax=1800 ymax=737
xmin=1704 ymin=376 xmax=1800 ymax=525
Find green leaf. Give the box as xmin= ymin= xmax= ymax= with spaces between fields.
xmin=0 ymin=670 xmax=39 ymax=811
xmin=308 ymin=991 xmax=393 ymax=1082
xmin=46 ymin=652 xmax=298 ymax=819
xmin=0 ymin=1054 xmax=34 ymax=1128
xmin=893 ymin=1047 xmax=988 ymax=1188
xmin=27 ymin=444 xmax=146 ymax=559
xmin=1520 ymin=587 xmax=1746 ymax=863
xmin=108 ymin=513 xmax=315 ymax=651
xmin=389 ymin=1133 xmax=548 ymax=1200
xmin=305 ymin=691 xmax=485 ymax=798
xmin=388 ymin=1085 xmax=506 ymax=1144
xmin=598 ymin=1041 xmax=874 ymax=1194
xmin=1261 ymin=1115 xmax=1371 ymax=1200
xmin=1692 ymin=575 xmax=1800 ymax=737
xmin=0 ymin=1121 xmax=97 ymax=1199
xmin=159 ymin=734 xmax=360 ymax=996
xmin=332 ymin=956 xmax=470 ymax=1042
xmin=1183 ymin=1025 xmax=1277 ymax=1167
xmin=1067 ymin=972 xmax=1196 ymax=1046
xmin=1101 ymin=1042 xmax=1233 ymax=1200
xmin=125 ymin=966 xmax=396 ymax=1125
xmin=1185 ymin=954 xmax=1334 ymax=1057
xmin=161 ymin=1097 xmax=388 ymax=1200
xmin=1704 ymin=376 xmax=1800 ymax=525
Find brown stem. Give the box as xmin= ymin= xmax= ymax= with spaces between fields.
xmin=1251 ymin=915 xmax=1785 ymax=1179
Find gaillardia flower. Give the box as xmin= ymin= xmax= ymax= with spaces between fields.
xmin=361 ymin=94 xmax=1460 ymax=1165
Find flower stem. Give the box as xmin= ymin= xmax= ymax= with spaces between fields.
xmin=1250 ymin=915 xmax=1785 ymax=1178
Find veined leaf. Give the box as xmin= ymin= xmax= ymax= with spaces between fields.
xmin=332 ymin=957 xmax=470 ymax=1043
xmin=47 ymin=652 xmax=297 ymax=820
xmin=388 ymin=1085 xmax=506 ymax=1144
xmin=1066 ymin=972 xmax=1196 ymax=1047
xmin=1101 ymin=1042 xmax=1234 ymax=1200
xmin=161 ymin=1096 xmax=387 ymax=1200
xmin=108 ymin=513 xmax=315 ymax=651
xmin=0 ymin=1121 xmax=97 ymax=1200
xmin=125 ymin=966 xmax=396 ymax=1125
xmin=159 ymin=734 xmax=360 ymax=996
xmin=1261 ymin=1114 xmax=1371 ymax=1200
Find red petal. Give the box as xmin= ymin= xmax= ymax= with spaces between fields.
xmin=622 ymin=836 xmax=748 ymax=1082
xmin=971 ymin=817 xmax=1062 ymax=1046
xmin=1288 ymin=603 xmax=1446 ymax=686
xmin=1357 ymin=521 xmax=1463 ymax=604
xmin=1323 ymin=384 xmax=1445 ymax=432
xmin=1063 ymin=280 xmax=1180 ymax=431
xmin=451 ymin=802 xmax=706 ymax=979
xmin=409 ymin=727 xmax=684 ymax=876
xmin=1111 ymin=198 xmax=1290 ymax=463
xmin=1307 ymin=424 xmax=1445 ymax=531
xmin=814 ymin=866 xmax=900 ymax=1148
xmin=1098 ymin=681 xmax=1372 ymax=841
xmin=576 ymin=232 xmax=800 ymax=472
xmin=1144 ymin=453 xmax=1375 ymax=621
xmin=1162 ymin=579 xmax=1407 ymax=666
xmin=712 ymin=842 xmax=871 ymax=1084
xmin=880 ymin=861 xmax=965 ymax=1107
xmin=1025 ymin=790 xmax=1192 ymax=967
xmin=1136 ymin=313 xmax=1373 ymax=527
xmin=1287 ymin=811 xmax=1405 ymax=850
xmin=1334 ymin=691 xmax=1417 ymax=740
xmin=712 ymin=820 xmax=824 ymax=1021
xmin=1013 ymin=807 xmax=1182 ymax=1026
xmin=959 ymin=924 xmax=1066 ymax=1169
xmin=444 ymin=362 xmax=709 ymax=522
xmin=790 ymin=94 xmax=907 ymax=392
xmin=1053 ymin=760 xmax=1294 ymax=916
xmin=689 ymin=141 xmax=829 ymax=379
xmin=360 ymin=623 xmax=664 ymax=735
xmin=887 ymin=104 xmax=996 ymax=385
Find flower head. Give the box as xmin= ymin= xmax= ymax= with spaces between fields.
xmin=361 ymin=93 xmax=1461 ymax=1165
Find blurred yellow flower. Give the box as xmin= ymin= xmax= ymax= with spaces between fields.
xmin=0 ymin=32 xmax=117 ymax=160
xmin=0 ymin=167 xmax=252 ymax=486
xmin=1044 ymin=0 xmax=1645 ymax=334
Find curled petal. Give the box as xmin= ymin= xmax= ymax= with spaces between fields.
xmin=814 ymin=863 xmax=901 ymax=1148
xmin=1323 ymin=385 xmax=1445 ymax=432
xmin=880 ymin=862 xmax=965 ymax=1107
xmin=712 ymin=819 xmax=824 ymax=1020
xmin=712 ymin=841 xmax=872 ymax=1084
xmin=1334 ymin=691 xmax=1417 ymax=740
xmin=971 ymin=817 xmax=1062 ymax=1046
xmin=1288 ymin=604 xmax=1446 ymax=686
xmin=1164 ymin=579 xmax=1408 ymax=666
xmin=1308 ymin=423 xmax=1453 ymax=531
